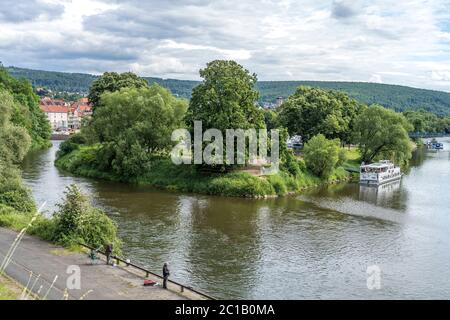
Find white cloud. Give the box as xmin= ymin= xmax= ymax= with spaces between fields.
xmin=0 ymin=0 xmax=450 ymax=91
xmin=432 ymin=70 xmax=450 ymax=81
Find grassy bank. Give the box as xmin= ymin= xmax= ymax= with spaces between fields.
xmin=0 ymin=274 xmax=23 ymax=300
xmin=0 ymin=204 xmax=55 ymax=241
xmin=56 ymin=145 xmax=354 ymax=198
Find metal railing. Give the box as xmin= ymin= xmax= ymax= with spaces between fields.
xmin=79 ymin=243 xmax=215 ymax=300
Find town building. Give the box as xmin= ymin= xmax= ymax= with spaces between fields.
xmin=40 ymin=97 xmax=92 ymax=131
xmin=68 ymin=97 xmax=93 ymax=129
xmin=40 ymin=98 xmax=70 ymax=130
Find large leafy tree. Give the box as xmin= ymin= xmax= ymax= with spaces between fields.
xmin=185 ymin=60 xmax=264 ymax=131
xmin=354 ymin=105 xmax=413 ymax=164
xmin=89 ymin=85 xmax=187 ymax=177
xmin=303 ymin=134 xmax=340 ymax=178
xmin=403 ymin=109 xmax=448 ymax=133
xmin=278 ymin=86 xmax=361 ymax=144
xmin=185 ymin=60 xmax=265 ymax=169
xmin=88 ymin=72 xmax=149 ymax=111
xmin=0 ymin=66 xmax=51 ymax=148
xmin=0 ymin=90 xmax=34 ymax=212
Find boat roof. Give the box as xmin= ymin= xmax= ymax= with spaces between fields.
xmin=361 ymin=162 xmax=393 ymax=168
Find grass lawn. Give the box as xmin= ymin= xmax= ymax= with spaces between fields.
xmin=0 ymin=274 xmax=22 ymax=300
xmin=342 ymin=147 xmax=361 ymax=173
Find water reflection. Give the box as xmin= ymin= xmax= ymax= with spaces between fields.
xmin=359 ymin=181 xmax=401 ymax=206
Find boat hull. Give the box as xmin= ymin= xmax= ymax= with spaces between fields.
xmin=359 ymin=175 xmax=402 ymax=186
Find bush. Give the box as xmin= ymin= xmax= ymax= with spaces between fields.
xmin=0 ymin=161 xmax=35 ymax=213
xmin=281 ymin=151 xmax=301 ymax=177
xmin=52 ymin=185 xmax=121 ymax=252
xmin=303 ymin=134 xmax=340 ymax=178
xmin=56 ymin=133 xmax=87 ymax=158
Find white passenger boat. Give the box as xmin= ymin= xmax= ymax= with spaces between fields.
xmin=359 ymin=160 xmax=402 ymax=185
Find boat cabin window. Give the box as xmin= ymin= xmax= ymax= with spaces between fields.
xmin=361 ymin=166 xmax=388 ymax=173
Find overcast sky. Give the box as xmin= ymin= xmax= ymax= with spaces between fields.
xmin=1 ymin=0 xmax=450 ymax=91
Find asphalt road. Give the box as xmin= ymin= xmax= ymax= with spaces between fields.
xmin=0 ymin=227 xmax=186 ymax=300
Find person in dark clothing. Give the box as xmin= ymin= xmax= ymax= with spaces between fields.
xmin=105 ymin=243 xmax=113 ymax=265
xmin=162 ymin=263 xmax=170 ymax=289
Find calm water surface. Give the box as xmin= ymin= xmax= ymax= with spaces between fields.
xmin=21 ymin=139 xmax=450 ymax=299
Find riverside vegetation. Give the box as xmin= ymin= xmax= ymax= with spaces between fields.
xmin=0 ymin=66 xmax=121 ymax=254
xmin=54 ymin=60 xmax=434 ymax=198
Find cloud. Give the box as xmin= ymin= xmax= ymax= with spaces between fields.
xmin=0 ymin=0 xmax=64 ymax=22
xmin=331 ymin=0 xmax=359 ymax=19
xmin=1 ymin=0 xmax=450 ymax=91
xmin=431 ymin=70 xmax=450 ymax=81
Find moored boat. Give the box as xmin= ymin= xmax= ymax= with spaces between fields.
xmin=359 ymin=160 xmax=402 ymax=185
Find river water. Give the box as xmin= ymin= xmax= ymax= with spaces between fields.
xmin=21 ymin=139 xmax=450 ymax=299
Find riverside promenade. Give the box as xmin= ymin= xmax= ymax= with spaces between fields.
xmin=0 ymin=227 xmax=195 ymax=300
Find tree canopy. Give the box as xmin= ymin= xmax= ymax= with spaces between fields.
xmin=185 ymin=60 xmax=264 ymax=131
xmin=88 ymin=71 xmax=149 ymax=110
xmin=403 ymin=109 xmax=450 ymax=133
xmin=88 ymin=85 xmax=188 ymax=177
xmin=354 ymin=105 xmax=413 ymax=164
xmin=303 ymin=134 xmax=340 ymax=178
xmin=0 ymin=66 xmax=51 ymax=148
xmin=0 ymin=90 xmax=34 ymax=212
xmin=278 ymin=86 xmax=361 ymax=143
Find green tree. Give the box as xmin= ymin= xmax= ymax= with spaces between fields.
xmin=185 ymin=60 xmax=264 ymax=131
xmin=263 ymin=109 xmax=279 ymax=130
xmin=185 ymin=60 xmax=265 ymax=169
xmin=0 ymin=91 xmax=31 ymax=164
xmin=303 ymin=134 xmax=340 ymax=178
xmin=0 ymin=67 xmax=51 ymax=149
xmin=88 ymin=71 xmax=149 ymax=110
xmin=403 ymin=109 xmax=449 ymax=134
xmin=0 ymin=90 xmax=34 ymax=212
xmin=354 ymin=105 xmax=413 ymax=164
xmin=89 ymin=85 xmax=187 ymax=177
xmin=278 ymin=86 xmax=361 ymax=144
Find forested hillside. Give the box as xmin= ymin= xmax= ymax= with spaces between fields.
xmin=6 ymin=66 xmax=450 ymax=116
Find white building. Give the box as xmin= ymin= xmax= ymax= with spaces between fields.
xmin=40 ymin=105 xmax=69 ymax=130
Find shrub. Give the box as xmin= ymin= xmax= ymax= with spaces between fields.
xmin=281 ymin=151 xmax=301 ymax=177
xmin=56 ymin=133 xmax=87 ymax=158
xmin=0 ymin=161 xmax=35 ymax=213
xmin=52 ymin=185 xmax=121 ymax=252
xmin=303 ymin=134 xmax=340 ymax=178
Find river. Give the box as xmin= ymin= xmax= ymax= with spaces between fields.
xmin=21 ymin=138 xmax=450 ymax=299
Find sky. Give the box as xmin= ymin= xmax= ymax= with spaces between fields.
xmin=2 ymin=0 xmax=450 ymax=91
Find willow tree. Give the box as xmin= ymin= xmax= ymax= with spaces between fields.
xmin=354 ymin=105 xmax=413 ymax=164
xmin=89 ymin=84 xmax=187 ymax=177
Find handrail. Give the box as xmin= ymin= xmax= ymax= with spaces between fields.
xmin=80 ymin=243 xmax=215 ymax=300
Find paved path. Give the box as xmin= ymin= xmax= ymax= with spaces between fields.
xmin=0 ymin=227 xmax=187 ymax=300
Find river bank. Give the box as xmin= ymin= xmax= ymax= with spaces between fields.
xmin=55 ymin=144 xmax=354 ymax=198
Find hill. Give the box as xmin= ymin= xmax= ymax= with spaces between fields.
xmin=6 ymin=66 xmax=450 ymax=116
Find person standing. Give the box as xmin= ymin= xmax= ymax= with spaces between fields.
xmin=162 ymin=263 xmax=170 ymax=289
xmin=105 ymin=243 xmax=113 ymax=265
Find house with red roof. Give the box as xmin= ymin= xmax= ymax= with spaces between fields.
xmin=40 ymin=100 xmax=70 ymax=130
xmin=40 ymin=97 xmax=92 ymax=130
